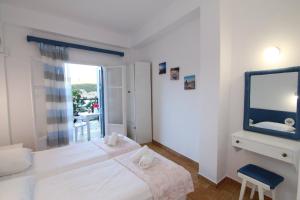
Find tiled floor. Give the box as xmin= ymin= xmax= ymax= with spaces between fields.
xmin=147 ymin=142 xmax=271 ymax=200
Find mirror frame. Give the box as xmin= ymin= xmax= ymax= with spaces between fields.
xmin=243 ymin=66 xmax=300 ymax=140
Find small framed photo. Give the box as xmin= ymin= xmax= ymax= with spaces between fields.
xmin=170 ymin=67 xmax=180 ymax=80
xmin=184 ymin=75 xmax=196 ymax=90
xmin=159 ymin=62 xmax=167 ymax=75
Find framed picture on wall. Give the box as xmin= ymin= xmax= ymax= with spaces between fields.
xmin=170 ymin=67 xmax=180 ymax=80
xmin=159 ymin=62 xmax=167 ymax=74
xmin=184 ymin=75 xmax=196 ymax=90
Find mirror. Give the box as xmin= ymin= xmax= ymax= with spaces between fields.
xmin=244 ymin=67 xmax=300 ymax=140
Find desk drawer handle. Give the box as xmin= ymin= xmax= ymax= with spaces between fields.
xmin=236 ymin=140 xmax=240 ymax=144
xmin=281 ymin=153 xmax=288 ymax=158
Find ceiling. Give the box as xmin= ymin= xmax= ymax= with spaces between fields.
xmin=0 ymin=0 xmax=175 ymax=34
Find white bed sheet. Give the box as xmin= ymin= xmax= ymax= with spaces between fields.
xmin=0 ymin=138 xmax=140 ymax=181
xmin=92 ymin=136 xmax=141 ymax=157
xmin=0 ymin=142 xmax=109 ymax=181
xmin=30 ymin=142 xmax=110 ymax=179
xmin=34 ymin=159 xmax=153 ymax=200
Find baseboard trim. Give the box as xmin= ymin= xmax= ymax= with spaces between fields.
xmin=219 ymin=176 xmax=237 ymax=185
xmin=197 ymin=172 xmax=218 ymax=185
xmin=216 ymin=176 xmax=228 ymax=186
xmin=150 ymin=140 xmax=199 ymax=168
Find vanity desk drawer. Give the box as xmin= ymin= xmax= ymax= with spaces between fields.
xmin=232 ymin=135 xmax=295 ymax=164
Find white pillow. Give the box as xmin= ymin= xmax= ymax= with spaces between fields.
xmin=253 ymin=121 xmax=296 ymax=132
xmin=0 ymin=176 xmax=35 ymax=200
xmin=0 ymin=143 xmax=23 ymax=150
xmin=0 ymin=148 xmax=33 ymax=177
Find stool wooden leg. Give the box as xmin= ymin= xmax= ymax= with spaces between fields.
xmin=271 ymin=190 xmax=276 ymax=200
xmin=258 ymin=185 xmax=264 ymax=200
xmin=239 ymin=179 xmax=247 ymax=200
xmin=250 ymin=184 xmax=256 ymax=199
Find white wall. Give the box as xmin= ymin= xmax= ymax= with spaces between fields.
xmin=226 ymin=0 xmax=300 ymax=199
xmin=4 ymin=25 xmax=36 ymax=148
xmin=2 ymin=23 xmax=129 ymax=149
xmin=0 ymin=3 xmax=130 ymax=48
xmin=217 ymin=0 xmax=233 ymax=182
xmin=131 ymin=0 xmax=201 ymax=47
xmin=132 ymin=0 xmax=230 ymax=183
xmin=0 ymin=54 xmax=10 ymax=145
xmin=198 ymin=0 xmax=223 ymax=182
xmin=132 ymin=15 xmax=201 ymax=162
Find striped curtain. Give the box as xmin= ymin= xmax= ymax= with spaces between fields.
xmin=44 ymin=63 xmax=69 ymax=147
xmin=39 ymin=43 xmax=68 ymax=60
xmin=32 ymin=43 xmax=71 ymax=149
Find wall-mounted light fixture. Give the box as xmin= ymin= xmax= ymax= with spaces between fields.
xmin=264 ymin=47 xmax=281 ymax=63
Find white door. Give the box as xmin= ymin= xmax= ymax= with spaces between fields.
xmin=134 ymin=62 xmax=152 ymax=144
xmin=126 ymin=64 xmax=136 ymax=140
xmin=103 ymin=66 xmax=127 ymax=136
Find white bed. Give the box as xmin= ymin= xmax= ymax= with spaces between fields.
xmin=35 ymin=159 xmax=153 ymax=200
xmin=34 ymin=149 xmax=193 ymax=200
xmin=0 ymin=140 xmax=193 ymax=200
xmin=29 ymin=141 xmax=109 ymax=179
xmin=1 ymin=136 xmax=140 ymax=180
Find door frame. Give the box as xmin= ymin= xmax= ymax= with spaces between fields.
xmin=103 ymin=65 xmax=127 ymax=136
xmin=97 ymin=66 xmax=106 ymax=137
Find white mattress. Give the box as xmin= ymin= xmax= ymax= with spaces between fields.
xmin=0 ymin=138 xmax=140 ymax=181
xmin=34 ymin=159 xmax=153 ymax=200
xmin=30 ymin=142 xmax=110 ymax=179
xmin=0 ymin=142 xmax=109 ymax=181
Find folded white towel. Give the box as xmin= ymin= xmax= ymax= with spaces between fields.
xmin=104 ymin=132 xmax=120 ymax=146
xmin=108 ymin=134 xmax=118 ymax=146
xmin=130 ymin=146 xmax=150 ymax=163
xmin=138 ymin=153 xmax=154 ymax=169
xmin=111 ymin=132 xmax=118 ymax=137
xmin=118 ymin=134 xmax=125 ymax=140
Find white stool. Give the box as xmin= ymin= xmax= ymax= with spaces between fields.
xmin=238 ymin=164 xmax=284 ymax=200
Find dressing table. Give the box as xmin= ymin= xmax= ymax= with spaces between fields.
xmin=232 ymin=131 xmax=300 ymax=199
xmin=232 ymin=130 xmax=300 ymax=169
xmin=232 ymin=67 xmax=300 ymax=199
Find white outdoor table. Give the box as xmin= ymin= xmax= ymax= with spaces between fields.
xmin=75 ymin=112 xmax=99 ymax=141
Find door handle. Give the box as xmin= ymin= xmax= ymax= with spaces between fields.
xmin=281 ymin=153 xmax=287 ymax=158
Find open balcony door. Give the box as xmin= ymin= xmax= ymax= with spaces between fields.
xmin=103 ymin=65 xmax=127 ymax=136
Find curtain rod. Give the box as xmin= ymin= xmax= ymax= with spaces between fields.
xmin=27 ymin=35 xmax=125 ymax=57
